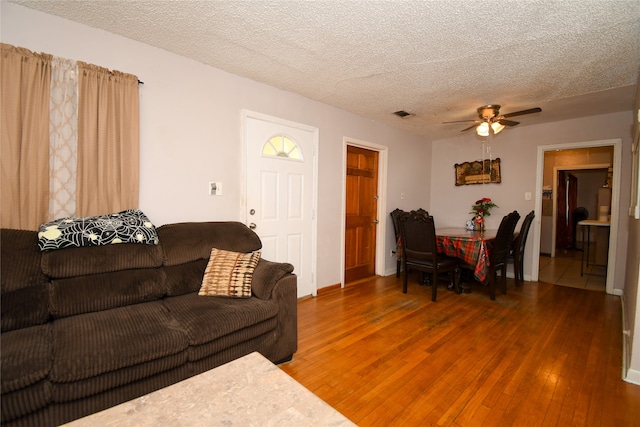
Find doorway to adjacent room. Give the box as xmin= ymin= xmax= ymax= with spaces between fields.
xmin=534 ymin=141 xmax=620 ymax=295
xmin=344 ymin=145 xmax=379 ymax=284
xmin=342 ymin=139 xmax=388 ymax=287
xmin=539 ymin=165 xmax=610 ymax=291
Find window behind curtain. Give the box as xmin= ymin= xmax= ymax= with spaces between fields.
xmin=49 ymin=56 xmax=78 ymax=219
xmin=0 ymin=44 xmax=140 ymax=230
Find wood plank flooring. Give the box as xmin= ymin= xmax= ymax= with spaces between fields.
xmin=279 ymin=274 xmax=640 ymax=426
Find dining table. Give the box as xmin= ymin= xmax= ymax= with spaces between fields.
xmin=436 ymin=227 xmax=498 ymax=285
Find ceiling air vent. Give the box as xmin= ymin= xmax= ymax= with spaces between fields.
xmin=393 ymin=110 xmax=412 ymax=118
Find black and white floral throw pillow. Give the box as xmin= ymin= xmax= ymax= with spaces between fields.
xmin=38 ymin=209 xmax=159 ymax=251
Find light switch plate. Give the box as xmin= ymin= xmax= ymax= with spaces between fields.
xmin=209 ymin=182 xmax=223 ymax=196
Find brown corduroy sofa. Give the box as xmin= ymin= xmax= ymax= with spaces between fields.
xmin=0 ymin=221 xmax=298 ymax=427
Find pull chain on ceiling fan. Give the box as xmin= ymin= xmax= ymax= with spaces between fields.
xmin=443 ymin=104 xmax=542 ymax=136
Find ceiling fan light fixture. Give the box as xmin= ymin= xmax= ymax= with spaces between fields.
xmin=491 ymin=122 xmax=505 ymax=134
xmin=476 ymin=122 xmax=490 ymax=136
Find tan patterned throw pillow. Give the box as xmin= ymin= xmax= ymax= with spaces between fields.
xmin=199 ymin=248 xmax=261 ymax=298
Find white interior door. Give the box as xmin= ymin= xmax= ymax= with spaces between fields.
xmin=244 ymin=113 xmax=317 ymax=298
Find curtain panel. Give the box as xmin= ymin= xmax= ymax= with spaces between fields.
xmin=77 ymin=62 xmax=140 ymax=217
xmin=1 ymin=43 xmax=51 ymax=229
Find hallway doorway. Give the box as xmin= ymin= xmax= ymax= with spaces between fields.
xmin=533 ymin=140 xmax=621 ymax=295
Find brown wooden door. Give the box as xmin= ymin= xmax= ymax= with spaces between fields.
xmin=345 ymin=145 xmax=378 ymax=283
xmin=556 ymin=171 xmax=578 ymax=250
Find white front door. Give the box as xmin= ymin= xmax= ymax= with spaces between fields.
xmin=244 ymin=112 xmax=317 ymax=298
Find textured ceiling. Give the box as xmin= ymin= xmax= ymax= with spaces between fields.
xmin=11 ymin=0 xmax=640 ymax=140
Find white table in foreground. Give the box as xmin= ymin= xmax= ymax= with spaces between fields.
xmin=64 ymin=352 xmax=356 ymax=427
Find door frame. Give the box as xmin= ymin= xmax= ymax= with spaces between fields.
xmin=533 ymin=138 xmax=622 ymax=295
xmin=340 ymin=137 xmax=388 ymax=287
xmin=241 ymin=109 xmax=319 ymax=296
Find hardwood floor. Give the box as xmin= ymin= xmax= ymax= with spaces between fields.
xmin=279 ymin=274 xmax=640 ymax=426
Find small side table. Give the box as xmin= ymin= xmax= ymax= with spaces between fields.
xmin=578 ymin=219 xmax=610 ymax=276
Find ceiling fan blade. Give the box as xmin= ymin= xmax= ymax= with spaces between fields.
xmin=460 ymin=124 xmax=477 ymax=132
xmin=497 ymin=119 xmax=519 ymax=127
xmin=442 ymin=119 xmax=479 ymax=124
xmin=501 ymin=107 xmax=542 ymax=119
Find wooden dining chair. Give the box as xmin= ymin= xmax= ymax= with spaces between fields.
xmin=390 ymin=208 xmax=428 ymax=278
xmin=390 ymin=208 xmax=405 ymax=278
xmin=486 ymin=211 xmax=521 ymax=300
xmin=509 ymin=210 xmax=535 ymax=286
xmin=398 ymin=210 xmax=458 ymax=301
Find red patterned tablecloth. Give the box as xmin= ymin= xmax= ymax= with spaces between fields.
xmin=436 ymin=228 xmax=497 ymax=284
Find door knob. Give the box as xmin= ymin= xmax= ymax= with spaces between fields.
xmin=249 ymin=223 xmax=257 ymax=229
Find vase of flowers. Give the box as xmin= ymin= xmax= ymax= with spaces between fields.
xmin=470 ymin=197 xmax=497 ymax=232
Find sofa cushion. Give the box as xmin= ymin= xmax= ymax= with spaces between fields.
xmin=164 ymin=260 xmax=208 ymax=297
xmin=1 ymin=229 xmax=48 ymax=293
xmin=1 ymin=382 xmax=51 ymax=424
xmin=51 ymin=352 xmax=189 ymax=403
xmin=50 ymin=269 xmax=167 ymax=318
xmin=163 ymin=293 xmax=278 ymax=349
xmin=1 ymin=229 xmax=50 ymax=332
xmin=37 ymin=209 xmax=158 ymax=251
xmin=1 ymin=325 xmax=52 ymax=422
xmin=41 ymin=241 xmax=164 ymax=279
xmin=50 ymin=364 xmax=191 ymax=423
xmin=199 ymin=248 xmax=260 ymax=298
xmin=51 ymin=302 xmax=188 ymax=385
xmin=1 ymin=325 xmax=52 ymax=393
xmin=1 ymin=284 xmax=50 ymax=332
xmin=157 ymin=222 xmax=262 ymax=267
xmin=251 ymin=258 xmax=295 ymax=300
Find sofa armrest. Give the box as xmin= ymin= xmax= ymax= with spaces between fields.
xmin=251 ymin=258 xmax=294 ymax=300
xmin=265 ymin=273 xmax=297 ymax=363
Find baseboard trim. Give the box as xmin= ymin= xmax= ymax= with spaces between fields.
xmin=620 ymin=292 xmax=637 ymax=384
xmin=624 ymin=368 xmax=640 ymax=385
xmin=317 ymin=283 xmax=341 ymax=295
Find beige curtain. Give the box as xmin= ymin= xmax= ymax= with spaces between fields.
xmin=76 ymin=62 xmax=139 ymax=217
xmin=1 ymin=43 xmax=52 ymax=230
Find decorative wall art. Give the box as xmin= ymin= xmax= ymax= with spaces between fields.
xmin=454 ymin=158 xmax=501 ymax=186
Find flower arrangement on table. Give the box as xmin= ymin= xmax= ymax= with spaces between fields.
xmin=469 ymin=197 xmax=497 ymax=232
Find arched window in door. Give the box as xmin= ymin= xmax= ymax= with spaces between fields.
xmin=261 ymin=135 xmax=303 ymax=161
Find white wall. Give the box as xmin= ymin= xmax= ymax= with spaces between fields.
xmin=623 ymin=73 xmax=640 ymax=384
xmin=430 ymin=111 xmax=633 ymax=291
xmin=1 ymin=3 xmax=431 ymax=291
xmin=627 ymin=217 xmax=640 ymax=383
